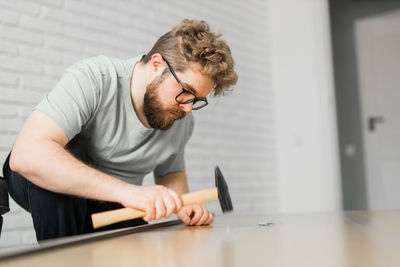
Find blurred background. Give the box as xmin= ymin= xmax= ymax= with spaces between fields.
xmin=0 ymin=0 xmax=399 ymax=251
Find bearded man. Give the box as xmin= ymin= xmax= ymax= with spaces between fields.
xmin=3 ymin=19 xmax=237 ymax=241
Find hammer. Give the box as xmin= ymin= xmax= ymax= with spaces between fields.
xmin=91 ymin=166 xmax=233 ymax=229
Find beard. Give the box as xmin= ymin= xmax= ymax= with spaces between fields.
xmin=143 ymin=75 xmax=186 ymax=130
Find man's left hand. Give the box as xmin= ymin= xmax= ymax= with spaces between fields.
xmin=177 ymin=204 xmax=214 ymax=226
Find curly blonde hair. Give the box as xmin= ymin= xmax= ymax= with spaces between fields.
xmin=142 ymin=19 xmax=238 ymax=96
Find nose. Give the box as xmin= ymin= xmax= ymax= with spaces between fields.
xmin=179 ymin=103 xmax=193 ymax=113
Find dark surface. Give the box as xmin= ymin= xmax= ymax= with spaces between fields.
xmin=0 ymin=176 xmax=9 ymax=215
xmin=0 ymin=175 xmax=9 ymax=236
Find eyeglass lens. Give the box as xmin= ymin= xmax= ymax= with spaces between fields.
xmin=176 ymin=91 xmax=207 ymax=110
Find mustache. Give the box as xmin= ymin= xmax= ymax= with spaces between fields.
xmin=167 ymin=107 xmax=186 ymax=119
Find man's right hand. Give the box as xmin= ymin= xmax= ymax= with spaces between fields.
xmin=120 ymin=185 xmax=183 ymax=222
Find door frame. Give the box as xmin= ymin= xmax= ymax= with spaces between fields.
xmin=329 ymin=0 xmax=400 ymax=210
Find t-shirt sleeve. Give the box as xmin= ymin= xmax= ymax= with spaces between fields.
xmin=34 ymin=62 xmax=100 ymax=141
xmin=154 ymin=114 xmax=195 ymax=176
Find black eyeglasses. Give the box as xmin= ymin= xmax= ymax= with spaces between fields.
xmin=163 ymin=57 xmax=208 ymax=110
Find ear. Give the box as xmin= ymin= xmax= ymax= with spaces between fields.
xmin=150 ymin=53 xmax=164 ymax=74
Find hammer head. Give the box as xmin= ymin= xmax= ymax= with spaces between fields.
xmin=215 ymin=166 xmax=233 ymax=212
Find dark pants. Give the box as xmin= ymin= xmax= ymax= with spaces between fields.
xmin=2 ymin=154 xmax=146 ymax=241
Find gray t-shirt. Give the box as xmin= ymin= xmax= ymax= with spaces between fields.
xmin=35 ymin=55 xmax=194 ymax=185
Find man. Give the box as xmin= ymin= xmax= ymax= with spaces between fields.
xmin=3 ymin=19 xmax=237 ymax=241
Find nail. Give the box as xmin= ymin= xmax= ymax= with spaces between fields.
xmin=258 ymin=221 xmax=273 ymax=227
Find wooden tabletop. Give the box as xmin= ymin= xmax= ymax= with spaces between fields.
xmin=1 ymin=210 xmax=400 ymax=266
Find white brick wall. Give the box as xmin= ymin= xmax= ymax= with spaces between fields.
xmin=0 ymin=0 xmax=276 ymax=249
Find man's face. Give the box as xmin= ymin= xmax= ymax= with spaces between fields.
xmin=143 ymin=74 xmax=185 ymax=130
xmin=143 ymin=66 xmax=214 ymax=130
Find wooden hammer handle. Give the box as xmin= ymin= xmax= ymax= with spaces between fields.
xmin=92 ymin=188 xmax=218 ymax=229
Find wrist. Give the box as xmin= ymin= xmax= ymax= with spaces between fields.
xmin=111 ymin=179 xmax=130 ymax=204
xmin=116 ymin=182 xmax=139 ymax=207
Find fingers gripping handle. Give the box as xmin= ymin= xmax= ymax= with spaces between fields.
xmin=91 ymin=188 xmax=218 ymax=229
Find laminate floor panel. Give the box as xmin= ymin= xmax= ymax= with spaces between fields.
xmin=1 ymin=211 xmax=400 ymax=267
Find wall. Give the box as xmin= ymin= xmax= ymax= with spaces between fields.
xmin=0 ymin=0 xmax=275 ymax=249
xmin=267 ymin=0 xmax=341 ymax=213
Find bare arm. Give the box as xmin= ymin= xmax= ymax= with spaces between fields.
xmin=10 ymin=110 xmax=129 ymax=203
xmin=10 ymin=110 xmax=181 ymax=221
xmin=154 ymin=171 xmax=189 ymax=195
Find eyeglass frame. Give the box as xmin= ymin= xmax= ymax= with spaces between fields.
xmin=162 ymin=57 xmax=208 ymax=110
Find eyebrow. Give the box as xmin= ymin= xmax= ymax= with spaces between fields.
xmin=182 ymin=82 xmax=198 ymax=95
